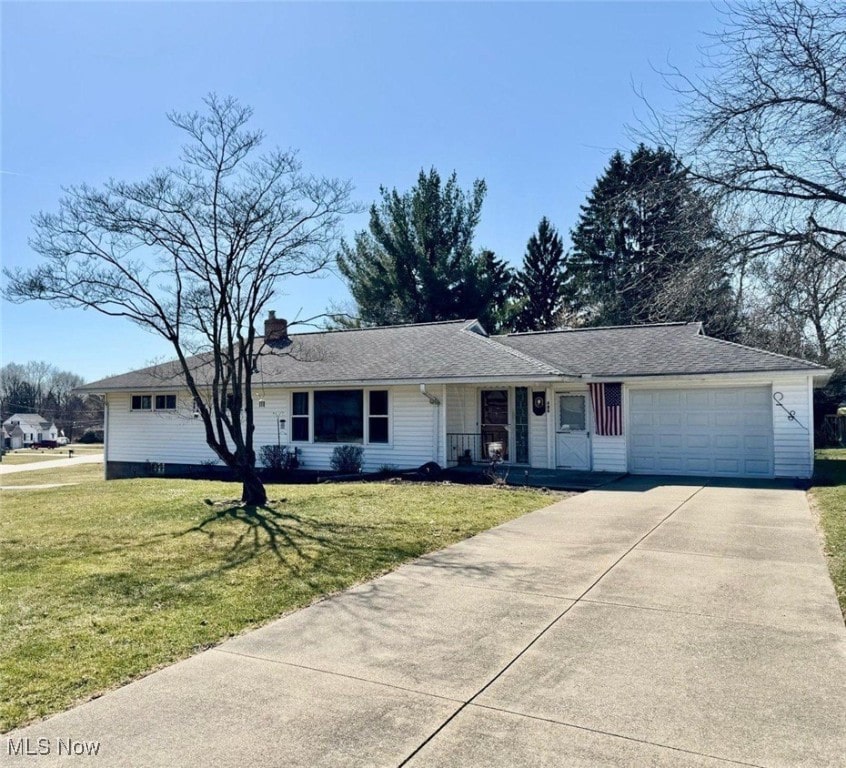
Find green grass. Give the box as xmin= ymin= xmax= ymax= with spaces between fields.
xmin=1 ymin=464 xmax=104 ymax=487
xmin=0 ymin=466 xmax=563 ymax=731
xmin=811 ymin=448 xmax=846 ymax=621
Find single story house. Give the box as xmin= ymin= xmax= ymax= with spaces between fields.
xmin=2 ymin=413 xmax=59 ymax=449
xmin=78 ymin=315 xmax=832 ymax=481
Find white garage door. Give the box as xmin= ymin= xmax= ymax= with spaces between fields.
xmin=629 ymin=387 xmax=773 ymax=478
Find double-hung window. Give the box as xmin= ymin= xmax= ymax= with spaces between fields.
xmin=368 ymin=390 xmax=389 ymax=443
xmin=291 ymin=392 xmax=310 ymax=441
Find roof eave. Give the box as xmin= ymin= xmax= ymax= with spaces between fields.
xmin=584 ymin=369 xmax=830 ymax=383
xmin=83 ymin=373 xmax=578 ymax=393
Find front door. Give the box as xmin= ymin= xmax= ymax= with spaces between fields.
xmin=481 ymin=389 xmax=509 ymax=460
xmin=556 ymin=393 xmax=590 ymax=469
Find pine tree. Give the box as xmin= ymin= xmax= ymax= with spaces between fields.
xmin=513 ymin=217 xmax=568 ymax=331
xmin=569 ymin=145 xmax=738 ymax=337
xmin=336 ymin=168 xmax=513 ymax=327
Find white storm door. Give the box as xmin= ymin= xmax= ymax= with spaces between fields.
xmin=556 ymin=393 xmax=591 ymax=470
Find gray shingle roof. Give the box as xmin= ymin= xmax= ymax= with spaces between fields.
xmin=77 ymin=319 xmax=826 ymax=393
xmin=77 ymin=320 xmax=562 ymax=391
xmin=496 ymin=322 xmax=827 ymax=377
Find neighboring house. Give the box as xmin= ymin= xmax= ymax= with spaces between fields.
xmin=77 ymin=315 xmax=832 ymax=481
xmin=2 ymin=413 xmax=59 ymax=449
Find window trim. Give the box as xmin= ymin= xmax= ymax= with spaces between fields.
xmin=288 ymin=388 xmax=392 ymax=445
xmin=291 ymin=391 xmax=311 ymax=443
xmin=131 ymin=394 xmax=152 ymax=411
xmin=366 ymin=389 xmax=391 ymax=445
xmin=131 ymin=393 xmax=180 ymax=412
xmin=155 ymin=393 xmax=177 ymax=411
xmin=313 ymin=389 xmax=365 ymax=444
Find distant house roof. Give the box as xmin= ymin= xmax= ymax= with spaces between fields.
xmin=77 ymin=319 xmax=829 ymax=393
xmin=2 ymin=413 xmax=54 ymax=431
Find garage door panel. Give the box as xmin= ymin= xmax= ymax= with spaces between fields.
xmin=629 ymin=391 xmax=653 ymax=408
xmin=745 ymin=459 xmax=771 ymax=475
xmin=714 ymin=412 xmax=737 ymax=427
xmin=685 ymin=391 xmax=710 ymax=408
xmin=659 ymin=434 xmax=683 ymax=449
xmin=687 ymin=412 xmax=710 ymax=427
xmin=743 ymin=389 xmax=771 ymax=407
xmin=629 ymin=386 xmax=773 ymax=478
xmin=744 ymin=435 xmax=769 ymax=450
xmin=714 ymin=457 xmax=742 ymax=474
xmin=656 ymin=390 xmax=681 ymax=406
xmin=684 ymin=457 xmax=712 ymax=473
xmin=714 ymin=390 xmax=741 ymax=407
xmin=630 ymin=456 xmax=656 ymax=472
xmin=687 ymin=434 xmax=710 ymax=449
xmin=658 ymin=412 xmax=682 ymax=426
xmin=744 ymin=412 xmax=770 ymax=428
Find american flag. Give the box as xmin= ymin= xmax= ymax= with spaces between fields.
xmin=588 ymin=382 xmax=623 ymax=436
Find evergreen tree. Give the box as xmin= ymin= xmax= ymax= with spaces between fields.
xmin=569 ymin=145 xmax=738 ymax=338
xmin=513 ymin=217 xmax=568 ymax=331
xmin=336 ymin=169 xmax=513 ymax=327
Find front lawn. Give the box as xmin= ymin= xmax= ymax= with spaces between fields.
xmin=0 ymin=468 xmax=562 ymax=731
xmin=811 ymin=448 xmax=846 ymax=621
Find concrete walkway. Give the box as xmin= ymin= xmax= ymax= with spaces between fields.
xmin=5 ymin=478 xmax=845 ymax=767
xmin=0 ymin=453 xmax=103 ymax=475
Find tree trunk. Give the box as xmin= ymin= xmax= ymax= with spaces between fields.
xmin=240 ymin=466 xmax=268 ymax=506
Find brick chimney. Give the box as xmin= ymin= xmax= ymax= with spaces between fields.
xmin=264 ymin=311 xmax=288 ymax=343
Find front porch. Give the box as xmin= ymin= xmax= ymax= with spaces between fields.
xmin=443 ymin=382 xmax=598 ymax=473
xmin=444 ymin=463 xmax=625 ymax=491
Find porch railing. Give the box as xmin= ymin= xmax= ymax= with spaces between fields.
xmin=447 ymin=433 xmax=483 ymax=464
xmin=447 ymin=432 xmax=508 ymax=464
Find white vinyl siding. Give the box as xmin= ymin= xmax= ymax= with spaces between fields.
xmin=104 ymin=375 xmax=818 ymax=479
xmin=446 ymin=385 xmax=476 ymax=435
xmin=528 ymin=388 xmax=549 ymax=468
xmin=592 ymin=434 xmax=627 ymax=473
xmin=771 ymin=377 xmax=815 ymax=479
xmin=108 ymin=391 xmax=221 ymax=465
xmin=107 ymin=385 xmax=437 ymax=472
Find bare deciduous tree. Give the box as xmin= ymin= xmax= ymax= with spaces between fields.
xmin=749 ymin=243 xmax=846 ymax=366
xmin=4 ymin=95 xmax=354 ymax=504
xmin=652 ymin=0 xmax=846 ymax=262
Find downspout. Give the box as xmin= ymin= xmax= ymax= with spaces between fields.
xmin=419 ymin=384 xmax=442 ymax=464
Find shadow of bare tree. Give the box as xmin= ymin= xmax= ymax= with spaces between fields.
xmin=181 ymin=504 xmax=339 ymax=571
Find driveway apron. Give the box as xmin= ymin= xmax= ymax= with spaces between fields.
xmin=4 ymin=478 xmax=845 ymax=767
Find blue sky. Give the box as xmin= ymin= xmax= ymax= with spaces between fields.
xmin=1 ymin=1 xmax=718 ymax=381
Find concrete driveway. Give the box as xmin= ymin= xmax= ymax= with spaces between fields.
xmin=5 ymin=478 xmax=846 ymax=767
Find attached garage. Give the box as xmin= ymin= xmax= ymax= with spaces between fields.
xmin=628 ymin=386 xmax=774 ymax=478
